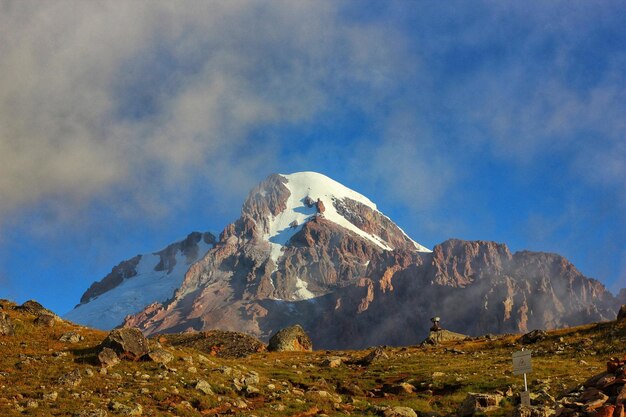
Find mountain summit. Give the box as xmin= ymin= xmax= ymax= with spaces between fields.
xmin=68 ymin=172 xmax=618 ymax=348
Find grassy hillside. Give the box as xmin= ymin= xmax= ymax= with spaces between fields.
xmin=1 ymin=299 xmax=624 ymax=416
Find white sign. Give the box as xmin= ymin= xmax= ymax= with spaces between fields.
xmin=512 ymin=350 xmax=532 ymax=375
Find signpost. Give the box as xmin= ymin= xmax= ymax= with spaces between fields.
xmin=512 ymin=349 xmax=532 ymax=406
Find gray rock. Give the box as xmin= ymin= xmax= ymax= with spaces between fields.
xmin=519 ymin=330 xmax=548 ymax=345
xmin=148 ymin=349 xmax=174 ymax=365
xmin=0 ymin=312 xmax=14 ymax=336
xmin=74 ymin=410 xmax=108 ymax=417
xmin=354 ymin=347 xmax=389 ymax=366
xmin=98 ymin=347 xmax=120 ymax=369
xmin=195 ymin=379 xmax=214 ymax=395
xmin=16 ymin=300 xmax=54 ymax=316
xmin=58 ymin=369 xmax=82 ymax=387
xmin=268 ymin=324 xmax=312 ymax=352
xmin=100 ymin=328 xmax=149 ymax=361
xmin=108 ymin=401 xmax=142 ymax=416
xmin=42 ymin=391 xmax=58 ymax=401
xmin=59 ymin=331 xmax=84 ymax=343
xmin=457 ymin=392 xmax=502 ymax=417
xmin=381 ymin=406 xmax=418 ymax=417
xmin=34 ymin=314 xmax=57 ymax=328
xmin=321 ymin=356 xmax=343 ymax=368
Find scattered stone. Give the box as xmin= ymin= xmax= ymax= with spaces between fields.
xmin=321 ymin=356 xmax=343 ymax=368
xmin=98 ymin=347 xmax=120 ymax=369
xmin=58 ymin=369 xmax=82 ymax=387
xmin=59 ymin=331 xmax=84 ymax=343
xmin=519 ymin=330 xmax=548 ymax=345
xmin=42 ymin=391 xmax=58 ymax=401
xmin=75 ymin=410 xmax=108 ymax=417
xmin=381 ymin=406 xmax=418 ymax=417
xmin=25 ymin=399 xmax=38 ymax=408
xmin=147 ymin=349 xmax=174 ymax=365
xmin=195 ymin=379 xmax=214 ymax=395
xmin=382 ymin=382 xmax=415 ymax=395
xmin=352 ymin=347 xmax=389 ymax=366
xmin=514 ymin=405 xmax=555 ymax=417
xmin=100 ymin=328 xmax=149 ymax=361
xmin=0 ymin=313 xmax=14 ymax=336
xmin=108 ymin=400 xmax=142 ymax=416
xmin=34 ymin=313 xmax=56 ymax=328
xmin=457 ymin=392 xmax=503 ymax=417
xmin=268 ymin=324 xmax=313 ymax=352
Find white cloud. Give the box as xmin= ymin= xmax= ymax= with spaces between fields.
xmin=0 ymin=1 xmax=414 ymax=228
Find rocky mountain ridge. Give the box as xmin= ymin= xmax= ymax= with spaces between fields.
xmin=70 ymin=172 xmax=619 ymax=349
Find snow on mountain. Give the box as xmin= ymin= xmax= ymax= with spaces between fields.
xmin=64 ymin=233 xmax=215 ymax=329
xmin=264 ymin=172 xmax=430 ymax=264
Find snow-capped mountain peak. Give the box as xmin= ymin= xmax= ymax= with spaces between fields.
xmin=259 ymin=172 xmax=430 ymax=263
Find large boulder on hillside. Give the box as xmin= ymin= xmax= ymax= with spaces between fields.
xmin=423 ymin=329 xmax=468 ymax=345
xmin=158 ymin=330 xmax=266 ymax=358
xmin=268 ymin=324 xmax=313 ymax=352
xmin=16 ymin=300 xmax=55 ymax=316
xmin=617 ymin=305 xmax=626 ymax=321
xmin=0 ymin=312 xmax=14 ymax=336
xmin=100 ymin=328 xmax=149 ymax=361
xmin=519 ymin=329 xmax=548 ymax=345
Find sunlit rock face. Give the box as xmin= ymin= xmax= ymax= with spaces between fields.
xmin=76 ymin=172 xmax=616 ymax=349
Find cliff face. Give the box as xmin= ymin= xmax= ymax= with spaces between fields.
xmin=120 ymin=173 xmax=616 ymax=349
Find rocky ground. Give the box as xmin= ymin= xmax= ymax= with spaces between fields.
xmin=1 ymin=298 xmax=626 ymax=417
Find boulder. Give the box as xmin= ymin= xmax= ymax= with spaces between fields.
xmin=268 ymin=324 xmax=312 ymax=352
xmin=147 ymin=349 xmax=174 ymax=365
xmin=100 ymin=328 xmax=149 ymax=361
xmin=618 ymin=305 xmax=626 ymax=321
xmin=457 ymin=392 xmax=503 ymax=417
xmin=195 ymin=379 xmax=214 ymax=395
xmin=0 ymin=312 xmax=14 ymax=336
xmin=519 ymin=330 xmax=548 ymax=345
xmin=59 ymin=331 xmax=83 ymax=343
xmin=98 ymin=347 xmax=120 ymax=368
xmin=58 ymin=369 xmax=82 ymax=387
xmin=353 ymin=347 xmax=389 ymax=366
xmin=34 ymin=314 xmax=57 ymax=328
xmin=16 ymin=300 xmax=54 ymax=316
xmin=423 ymin=329 xmax=468 ymax=345
xmin=381 ymin=406 xmax=418 ymax=417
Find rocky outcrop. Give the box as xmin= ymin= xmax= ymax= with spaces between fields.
xmin=155 ymin=231 xmax=216 ymax=273
xmin=423 ymin=329 xmax=468 ymax=345
xmin=519 ymin=329 xmax=548 ymax=345
xmin=158 ymin=330 xmax=266 ymax=358
xmin=0 ymin=312 xmax=14 ymax=336
xmin=268 ymin=325 xmax=312 ymax=352
xmin=556 ymin=356 xmax=626 ymax=417
xmin=457 ymin=392 xmax=503 ymax=417
xmin=80 ymin=255 xmax=142 ymax=304
xmin=618 ymin=305 xmax=626 ymax=321
xmin=100 ymin=328 xmax=149 ymax=361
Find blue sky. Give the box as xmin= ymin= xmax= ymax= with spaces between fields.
xmin=0 ymin=1 xmax=624 ymax=315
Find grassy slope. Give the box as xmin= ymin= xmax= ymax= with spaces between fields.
xmin=1 ymin=302 xmax=625 ymax=417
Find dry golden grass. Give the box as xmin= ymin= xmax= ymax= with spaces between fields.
xmin=1 ymin=301 xmax=625 ymax=417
